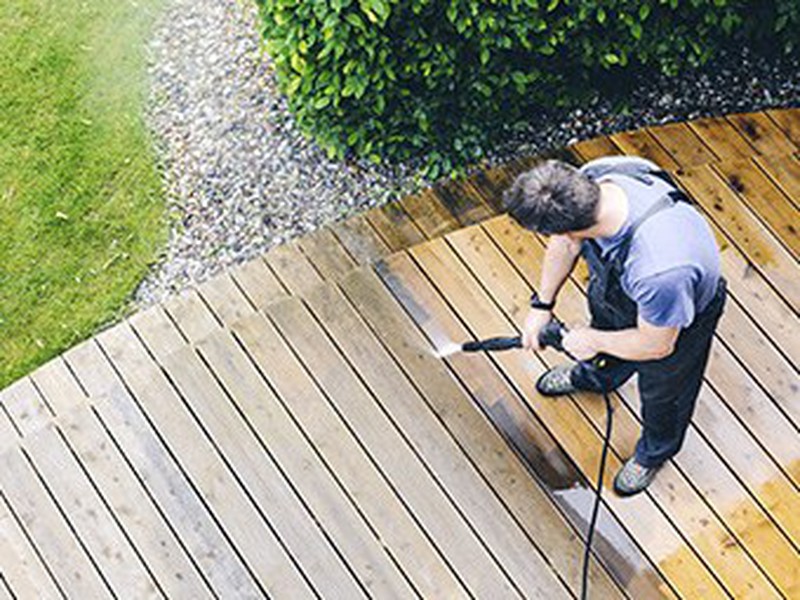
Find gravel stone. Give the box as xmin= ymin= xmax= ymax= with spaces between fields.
xmin=134 ymin=0 xmax=800 ymax=309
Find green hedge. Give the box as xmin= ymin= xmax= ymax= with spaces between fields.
xmin=257 ymin=0 xmax=796 ymax=178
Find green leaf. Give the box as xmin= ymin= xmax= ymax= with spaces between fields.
xmin=639 ymin=4 xmax=651 ymax=21
xmin=480 ymin=47 xmax=490 ymax=65
xmin=596 ymin=8 xmax=606 ymax=24
xmin=290 ymin=53 xmax=306 ymax=74
xmin=346 ymin=15 xmax=364 ymax=30
xmin=314 ymin=96 xmax=331 ymax=109
xmin=604 ymin=52 xmax=619 ymax=64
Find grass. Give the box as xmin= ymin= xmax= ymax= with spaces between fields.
xmin=0 ymin=0 xmax=168 ymax=388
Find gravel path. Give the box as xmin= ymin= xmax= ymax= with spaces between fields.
xmin=135 ymin=0 xmax=800 ymax=308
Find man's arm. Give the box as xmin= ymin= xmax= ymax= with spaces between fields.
xmin=562 ymin=317 xmax=679 ymax=361
xmin=591 ymin=317 xmax=679 ymax=361
xmin=522 ymin=234 xmax=582 ymax=349
xmin=538 ymin=234 xmax=582 ymax=302
xmin=563 ymin=265 xmax=695 ymax=361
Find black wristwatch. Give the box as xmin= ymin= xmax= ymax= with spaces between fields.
xmin=530 ymin=291 xmax=556 ymax=311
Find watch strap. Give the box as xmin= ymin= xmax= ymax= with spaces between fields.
xmin=530 ymin=292 xmax=555 ymax=310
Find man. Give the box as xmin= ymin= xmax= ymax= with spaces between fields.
xmin=503 ymin=156 xmax=726 ymax=496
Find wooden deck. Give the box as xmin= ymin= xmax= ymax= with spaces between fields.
xmin=1 ymin=109 xmax=798 ymax=599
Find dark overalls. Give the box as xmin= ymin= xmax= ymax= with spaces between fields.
xmin=571 ymin=182 xmax=727 ymax=468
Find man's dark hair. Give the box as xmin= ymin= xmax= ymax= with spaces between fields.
xmin=503 ymin=160 xmax=601 ymax=234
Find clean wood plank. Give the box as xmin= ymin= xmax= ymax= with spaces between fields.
xmin=766 ymin=109 xmax=800 ymax=148
xmin=706 ymin=311 xmax=800 ymax=486
xmin=675 ymin=165 xmax=799 ymax=312
xmin=196 ymin=271 xmax=256 ymax=327
xmin=61 ymin=403 xmax=213 ymax=598
xmin=0 ymin=575 xmax=13 ymax=600
xmin=646 ymin=122 xmax=719 ymax=167
xmin=330 ymin=213 xmax=391 ymax=264
xmin=727 ymin=112 xmax=798 ymax=156
xmin=32 ymin=359 xmax=213 ymax=598
xmin=64 ymin=341 xmax=263 ymax=599
xmin=95 ymin=322 xmax=313 ymax=598
xmin=754 ymin=154 xmax=800 ymax=210
xmin=0 ymin=492 xmax=62 ymax=599
xmin=159 ymin=288 xmax=219 ymax=345
xmin=609 ymin=129 xmax=681 ymax=170
xmin=131 ymin=308 xmax=366 ymax=599
xmin=227 ymin=255 xmax=286 ymax=310
xmin=193 ymin=327 xmax=418 ymax=599
xmin=159 ymin=288 xmax=221 ymax=348
xmin=0 ymin=445 xmax=112 ymax=598
xmin=364 ymin=202 xmax=426 ymax=252
xmin=0 ymin=403 xmax=20 ymax=455
xmin=296 ymin=226 xmax=357 ymax=280
xmin=715 ymin=298 xmax=800 ymax=430
xmin=1 ymin=378 xmax=52 ymax=435
xmin=264 ymin=240 xmax=324 ymax=296
xmin=231 ymin=311 xmax=471 ymax=599
xmin=21 ymin=423 xmax=161 ymax=599
xmin=711 ymin=159 xmax=800 ymax=259
xmin=439 ymin=229 xmax=787 ymax=597
xmin=399 ymin=188 xmax=461 ymax=240
xmin=269 ymin=295 xmax=553 ymax=598
xmin=316 ymin=278 xmax=627 ymax=598
xmin=688 ymin=117 xmax=757 ymax=161
xmin=349 ymin=263 xmax=677 ymax=599
xmin=479 ymin=219 xmax=800 ymax=594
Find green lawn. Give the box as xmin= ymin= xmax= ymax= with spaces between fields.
xmin=0 ymin=0 xmax=167 ymax=388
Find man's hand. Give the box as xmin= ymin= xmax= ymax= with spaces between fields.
xmin=522 ymin=308 xmax=552 ymax=350
xmin=562 ymin=326 xmax=600 ymax=361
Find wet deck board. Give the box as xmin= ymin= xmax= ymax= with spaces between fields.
xmin=2 ymin=110 xmax=799 ymax=598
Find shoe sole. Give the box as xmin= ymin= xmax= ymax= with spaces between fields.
xmin=535 ymin=372 xmax=577 ymax=397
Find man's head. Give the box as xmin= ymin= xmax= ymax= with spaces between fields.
xmin=503 ymin=160 xmax=600 ymax=236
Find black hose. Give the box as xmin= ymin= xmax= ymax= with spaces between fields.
xmin=581 ymin=391 xmax=613 ymax=600
xmin=534 ymin=325 xmax=614 ymax=600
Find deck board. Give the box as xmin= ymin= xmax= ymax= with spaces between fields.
xmin=269 ymin=295 xmax=562 ymax=598
xmin=475 ymin=218 xmax=799 ymax=595
xmin=389 ymin=246 xmax=726 ymax=597
xmin=232 ymin=310 xmax=472 ymax=598
xmin=303 ymin=280 xmax=621 ymax=598
xmin=0 ymin=491 xmax=62 ymax=599
xmin=408 ymin=236 xmax=774 ymax=598
xmin=3 ymin=109 xmax=800 ymax=598
xmin=96 ymin=323 xmax=312 ymax=598
xmin=711 ymin=159 xmax=800 ymax=259
xmin=132 ymin=318 xmax=367 ymax=599
xmin=0 ymin=443 xmax=112 ymax=599
xmin=64 ymin=341 xmax=264 ymax=598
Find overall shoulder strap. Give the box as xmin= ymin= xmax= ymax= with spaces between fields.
xmin=612 ymin=194 xmax=676 ymax=268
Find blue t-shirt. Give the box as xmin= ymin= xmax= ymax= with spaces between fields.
xmin=580 ymin=157 xmax=721 ymax=329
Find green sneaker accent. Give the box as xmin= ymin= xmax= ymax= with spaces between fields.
xmin=613 ymin=457 xmax=660 ymax=497
xmin=536 ymin=364 xmax=577 ymax=397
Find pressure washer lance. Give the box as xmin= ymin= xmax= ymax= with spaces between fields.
xmin=461 ymin=321 xmax=613 ymax=600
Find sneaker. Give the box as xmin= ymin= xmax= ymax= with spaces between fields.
xmin=536 ymin=364 xmax=578 ymax=397
xmin=613 ymin=456 xmax=660 ymax=497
